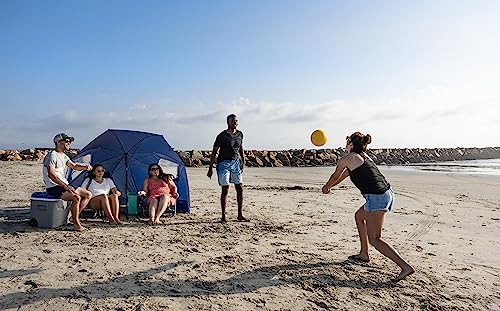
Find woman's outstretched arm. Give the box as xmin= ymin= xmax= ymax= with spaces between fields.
xmin=322 ymin=158 xmax=349 ymax=194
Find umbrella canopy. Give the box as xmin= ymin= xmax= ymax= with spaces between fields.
xmin=68 ymin=129 xmax=190 ymax=213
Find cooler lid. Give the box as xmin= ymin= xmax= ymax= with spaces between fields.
xmin=31 ymin=192 xmax=60 ymax=200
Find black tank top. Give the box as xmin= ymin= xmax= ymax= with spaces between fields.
xmin=347 ymin=153 xmax=390 ymax=195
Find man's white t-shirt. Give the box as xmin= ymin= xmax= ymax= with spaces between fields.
xmin=82 ymin=178 xmax=116 ymax=198
xmin=43 ymin=150 xmax=70 ymax=188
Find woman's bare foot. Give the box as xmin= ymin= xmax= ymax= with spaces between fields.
xmin=73 ymin=224 xmax=86 ymax=231
xmin=392 ymin=266 xmax=415 ymax=282
xmin=348 ymin=254 xmax=370 ymax=262
xmin=154 ymin=219 xmax=162 ymax=225
xmin=147 ymin=219 xmax=154 ymax=226
xmin=115 ymin=219 xmax=123 ymax=225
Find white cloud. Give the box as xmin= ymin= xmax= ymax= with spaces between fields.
xmin=1 ymin=83 xmax=499 ymax=150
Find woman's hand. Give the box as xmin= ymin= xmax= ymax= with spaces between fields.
xmin=172 ymin=193 xmax=179 ymax=198
xmin=321 ymin=185 xmax=331 ymax=194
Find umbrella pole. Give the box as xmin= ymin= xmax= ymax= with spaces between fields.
xmin=125 ymin=152 xmax=129 ymax=220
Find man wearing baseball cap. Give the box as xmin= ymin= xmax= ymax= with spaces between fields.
xmin=42 ymin=133 xmax=92 ymax=231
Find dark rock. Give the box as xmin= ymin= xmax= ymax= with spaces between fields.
xmin=21 ymin=148 xmax=35 ymax=155
xmin=3 ymin=147 xmax=500 ymax=168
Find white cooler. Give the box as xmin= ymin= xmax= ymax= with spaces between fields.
xmin=30 ymin=192 xmax=70 ymax=228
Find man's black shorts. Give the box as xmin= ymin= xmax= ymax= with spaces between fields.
xmin=46 ymin=186 xmax=66 ymax=199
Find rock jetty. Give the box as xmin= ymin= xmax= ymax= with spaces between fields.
xmin=1 ymin=147 xmax=499 ymax=167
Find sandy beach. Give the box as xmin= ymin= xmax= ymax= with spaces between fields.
xmin=0 ymin=161 xmax=499 ymax=310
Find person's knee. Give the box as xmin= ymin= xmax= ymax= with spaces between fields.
xmin=367 ymin=234 xmax=381 ymax=246
xmin=235 ymin=184 xmax=243 ymax=193
xmin=355 ymin=209 xmax=364 ymax=222
xmin=367 ymin=235 xmax=376 ymax=246
xmin=72 ymin=194 xmax=81 ymax=202
xmin=221 ymin=186 xmax=229 ymax=194
xmin=82 ymin=190 xmax=92 ymax=199
xmin=110 ymin=193 xmax=120 ymax=199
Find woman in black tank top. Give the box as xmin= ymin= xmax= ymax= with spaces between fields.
xmin=322 ymin=132 xmax=414 ymax=282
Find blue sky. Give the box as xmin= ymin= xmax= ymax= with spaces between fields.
xmin=1 ymin=0 xmax=499 ymax=149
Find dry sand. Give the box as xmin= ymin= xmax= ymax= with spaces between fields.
xmin=0 ymin=161 xmax=499 ymax=310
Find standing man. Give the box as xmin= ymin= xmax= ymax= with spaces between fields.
xmin=207 ymin=114 xmax=247 ymax=223
xmin=43 ymin=133 xmax=92 ymax=231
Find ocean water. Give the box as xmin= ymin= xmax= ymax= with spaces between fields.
xmin=383 ymin=158 xmax=500 ymax=176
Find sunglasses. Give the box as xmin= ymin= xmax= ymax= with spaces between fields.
xmin=95 ymin=169 xmax=105 ymax=173
xmin=59 ymin=139 xmax=72 ymax=143
xmin=150 ymin=167 xmax=160 ymax=171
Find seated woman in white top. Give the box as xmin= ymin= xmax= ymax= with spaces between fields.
xmin=81 ymin=164 xmax=122 ymax=225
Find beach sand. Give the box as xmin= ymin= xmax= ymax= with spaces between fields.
xmin=0 ymin=161 xmax=499 ymax=310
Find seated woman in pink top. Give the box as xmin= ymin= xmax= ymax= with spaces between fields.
xmin=138 ymin=164 xmax=178 ymax=225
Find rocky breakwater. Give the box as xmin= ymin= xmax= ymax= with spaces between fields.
xmin=176 ymin=147 xmax=500 ymax=167
xmin=1 ymin=147 xmax=500 ymax=167
xmin=0 ymin=149 xmax=78 ymax=161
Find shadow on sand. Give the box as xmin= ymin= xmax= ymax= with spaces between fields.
xmin=0 ymin=268 xmax=42 ymax=279
xmin=0 ymin=207 xmax=215 ymax=233
xmin=0 ymin=260 xmax=396 ymax=309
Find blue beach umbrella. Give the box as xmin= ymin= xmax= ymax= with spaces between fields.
xmin=68 ymin=129 xmax=190 ymax=214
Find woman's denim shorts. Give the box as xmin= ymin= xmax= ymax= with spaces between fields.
xmin=363 ymin=188 xmax=394 ymax=212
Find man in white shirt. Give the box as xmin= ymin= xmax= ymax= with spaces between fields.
xmin=43 ymin=133 xmax=92 ymax=231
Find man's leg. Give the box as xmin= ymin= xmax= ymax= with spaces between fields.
xmin=60 ymin=191 xmax=83 ymax=231
xmin=216 ymin=161 xmax=231 ymax=223
xmin=220 ymin=186 xmax=229 ymax=222
xmin=76 ymin=188 xmax=92 ymax=213
xmin=231 ymin=160 xmax=246 ymax=221
xmin=235 ymin=183 xmax=245 ymax=221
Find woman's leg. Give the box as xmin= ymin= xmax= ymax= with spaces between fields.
xmin=154 ymin=195 xmax=170 ymax=224
xmin=351 ymin=206 xmax=370 ymax=261
xmin=170 ymin=197 xmax=176 ymax=209
xmin=93 ymin=194 xmax=116 ymax=224
xmin=109 ymin=194 xmax=122 ymax=224
xmin=148 ymin=198 xmax=158 ymax=225
xmin=365 ymin=210 xmax=415 ymax=281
